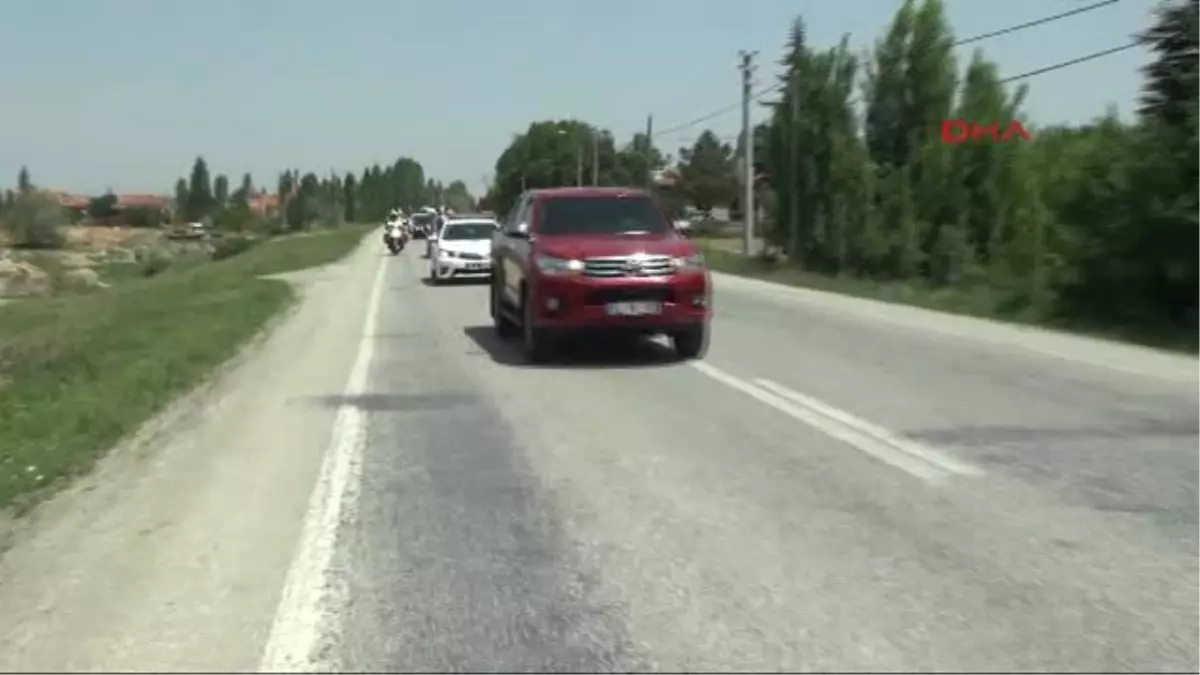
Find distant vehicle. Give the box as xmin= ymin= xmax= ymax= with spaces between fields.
xmin=409 ymin=212 xmax=435 ymax=240
xmin=428 ymin=217 xmax=498 ymax=284
xmin=489 ymin=186 xmax=711 ymax=363
xmin=169 ymin=221 xmax=206 ymax=239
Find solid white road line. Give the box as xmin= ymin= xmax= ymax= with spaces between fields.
xmin=689 ymin=362 xmax=981 ymax=483
xmin=258 ymin=250 xmax=387 ymax=672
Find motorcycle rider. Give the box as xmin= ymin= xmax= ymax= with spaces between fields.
xmin=384 ymin=208 xmax=407 ymax=252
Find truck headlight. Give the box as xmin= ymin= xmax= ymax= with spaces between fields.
xmin=535 ymin=254 xmax=584 ymax=275
xmin=673 ymin=253 xmax=705 ymax=270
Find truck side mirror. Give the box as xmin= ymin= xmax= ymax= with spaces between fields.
xmin=507 ymin=222 xmax=529 ymax=238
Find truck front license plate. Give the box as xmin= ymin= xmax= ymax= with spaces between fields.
xmin=606 ymin=301 xmax=662 ymax=316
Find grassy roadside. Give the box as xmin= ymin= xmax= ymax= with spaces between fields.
xmin=0 ymin=225 xmax=370 ymax=514
xmin=697 ymin=242 xmax=1198 ymax=354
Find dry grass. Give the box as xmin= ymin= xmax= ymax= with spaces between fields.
xmin=60 ymin=226 xmax=164 ymax=251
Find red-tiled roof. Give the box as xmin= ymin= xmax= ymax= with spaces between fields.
xmin=115 ymin=194 xmax=171 ymax=209
xmin=45 ymin=190 xmax=91 ymax=208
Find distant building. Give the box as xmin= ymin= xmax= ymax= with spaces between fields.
xmin=245 ymin=191 xmax=281 ymax=217
xmin=113 ymin=194 xmax=173 ymax=213
xmin=46 ymin=190 xmax=174 ymax=221
xmin=651 ymin=167 xmax=679 ymax=187
xmin=47 ymin=190 xmax=91 ymax=214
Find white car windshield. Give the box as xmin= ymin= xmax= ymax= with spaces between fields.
xmin=441 ymin=223 xmax=495 ymax=241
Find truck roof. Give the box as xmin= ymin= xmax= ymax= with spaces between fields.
xmin=530 ymin=186 xmax=652 ymax=199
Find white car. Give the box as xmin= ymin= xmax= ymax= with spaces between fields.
xmin=428 ymin=218 xmax=498 ymax=284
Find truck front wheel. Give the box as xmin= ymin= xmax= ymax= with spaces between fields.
xmin=672 ymin=324 xmax=708 ymax=360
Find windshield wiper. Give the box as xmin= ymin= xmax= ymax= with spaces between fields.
xmin=616 ymin=230 xmax=652 ymax=236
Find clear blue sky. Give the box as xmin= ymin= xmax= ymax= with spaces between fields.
xmin=0 ymin=0 xmax=1154 ymax=197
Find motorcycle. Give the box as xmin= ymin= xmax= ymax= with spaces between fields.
xmin=384 ymin=227 xmax=407 ymax=255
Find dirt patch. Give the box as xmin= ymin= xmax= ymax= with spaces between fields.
xmin=0 ymin=259 xmax=52 ymax=297
xmin=0 ymin=227 xmax=214 ymax=298
xmin=62 ymin=226 xmax=164 ymax=251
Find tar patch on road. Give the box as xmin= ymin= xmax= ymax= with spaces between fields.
xmin=328 ymin=380 xmax=645 ymax=672
xmin=907 ymin=418 xmax=1200 ymax=446
xmin=312 ymin=392 xmax=478 ymax=413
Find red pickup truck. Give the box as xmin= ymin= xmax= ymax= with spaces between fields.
xmin=489 ymin=186 xmax=712 ymax=363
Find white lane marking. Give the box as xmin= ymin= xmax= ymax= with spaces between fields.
xmin=754 ymin=378 xmax=983 ymax=477
xmin=259 ymin=250 xmax=387 ymax=672
xmin=689 ymin=362 xmax=980 ymax=483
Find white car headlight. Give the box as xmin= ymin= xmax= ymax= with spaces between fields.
xmin=673 ymin=253 xmax=706 ymax=270
xmin=440 ymin=249 xmax=457 ymax=259
xmin=534 ymin=254 xmax=584 ymax=275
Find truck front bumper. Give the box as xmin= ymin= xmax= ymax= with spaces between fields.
xmin=528 ymin=271 xmax=711 ymax=332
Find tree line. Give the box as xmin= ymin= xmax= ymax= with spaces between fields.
xmin=172 ymin=157 xmax=477 ymax=232
xmin=1 ymin=155 xmax=479 ymax=246
xmin=484 ymin=0 xmax=1197 ymax=348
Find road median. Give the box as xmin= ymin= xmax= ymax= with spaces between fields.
xmin=0 ymin=225 xmax=371 ymax=515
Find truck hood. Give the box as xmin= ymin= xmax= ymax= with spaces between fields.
xmin=534 ymin=234 xmax=697 ymax=260
xmin=439 ymin=239 xmax=492 ymax=256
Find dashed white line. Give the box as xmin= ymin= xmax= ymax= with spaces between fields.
xmin=259 ymin=250 xmax=387 ymax=672
xmin=689 ymin=361 xmax=981 ymax=483
xmin=753 ymin=378 xmax=983 ymax=477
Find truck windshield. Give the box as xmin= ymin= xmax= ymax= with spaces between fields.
xmin=538 ymin=196 xmax=670 ymax=236
xmin=441 ymin=223 xmax=495 ymax=240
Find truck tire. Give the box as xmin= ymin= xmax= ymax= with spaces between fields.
xmin=672 ymin=324 xmax=708 ymax=360
xmin=491 ymin=278 xmax=518 ymax=338
xmin=521 ymin=289 xmax=552 ymax=363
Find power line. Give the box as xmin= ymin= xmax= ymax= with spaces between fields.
xmin=953 ymin=0 xmax=1121 ymax=47
xmin=651 ymin=0 xmax=1124 ymax=139
xmin=657 ymin=42 xmax=1138 ymax=148
xmin=999 ymin=42 xmax=1140 ymax=83
xmin=753 ymin=0 xmax=1126 ymax=103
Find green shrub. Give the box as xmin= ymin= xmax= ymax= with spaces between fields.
xmin=135 ymin=248 xmax=173 ymax=277
xmin=125 ymin=206 xmax=166 ymax=228
xmin=3 ymin=192 xmax=66 ymax=249
xmin=211 ymin=235 xmax=259 ymax=261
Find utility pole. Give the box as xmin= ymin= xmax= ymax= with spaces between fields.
xmin=644 ymin=114 xmax=654 ymax=187
xmin=575 ymin=148 xmax=583 ymax=187
xmin=738 ymin=50 xmax=757 ymax=257
xmin=591 ymin=132 xmax=600 ymax=186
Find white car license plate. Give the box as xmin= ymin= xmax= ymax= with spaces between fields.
xmin=467 ymin=263 xmax=487 ymax=271
xmin=605 ymin=301 xmax=662 ymax=316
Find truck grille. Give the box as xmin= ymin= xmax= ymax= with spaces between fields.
xmin=586 ymin=286 xmax=675 ymax=305
xmin=582 ymin=255 xmax=676 ymax=278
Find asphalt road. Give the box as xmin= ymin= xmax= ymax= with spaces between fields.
xmin=0 ymin=239 xmax=1195 ymax=673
